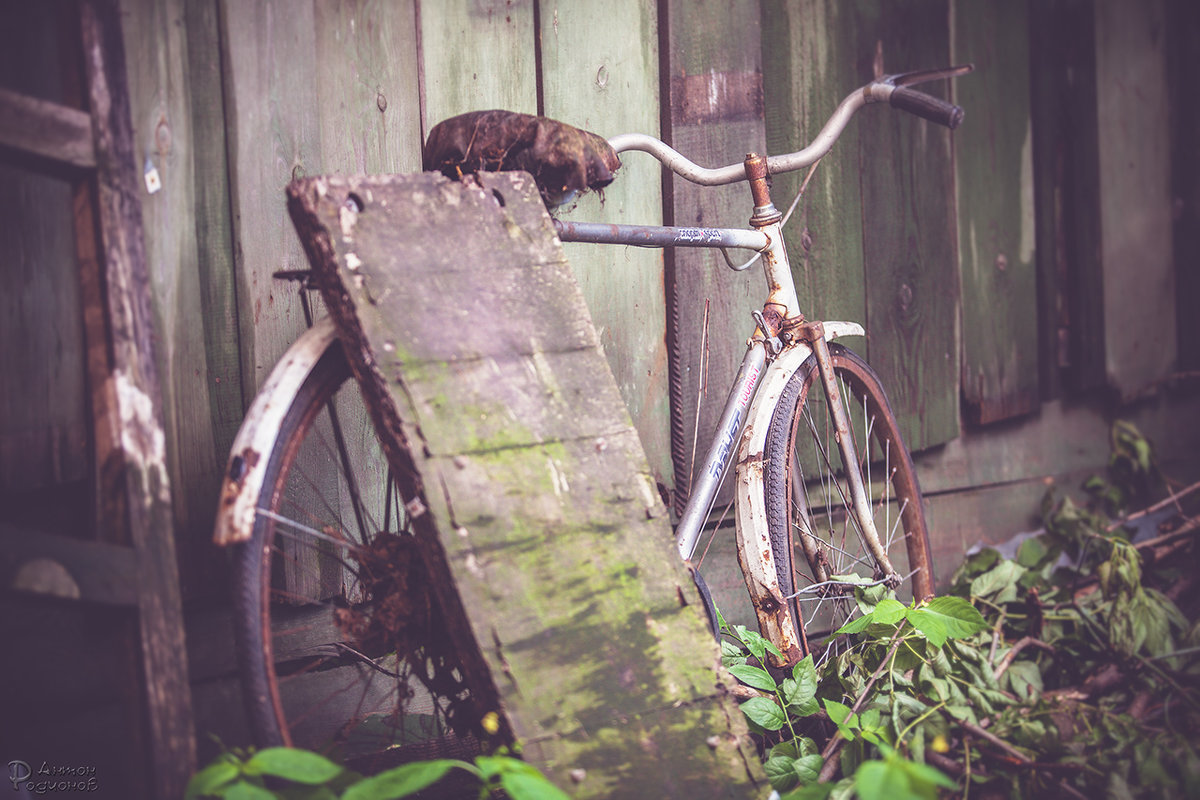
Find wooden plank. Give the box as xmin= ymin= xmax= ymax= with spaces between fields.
xmin=1029 ymin=0 xmax=1105 ymax=394
xmin=0 ymin=3 xmax=90 ymax=498
xmin=418 ymin=0 xmax=537 ymax=130
xmin=1168 ymin=0 xmax=1200 ymax=372
xmin=538 ymin=1 xmax=671 ymax=495
xmin=762 ymin=0 xmax=866 ymax=336
xmin=664 ymin=0 xmax=768 ymax=513
xmin=0 ymin=87 xmax=95 ymax=170
xmin=120 ymin=0 xmax=225 ymax=600
xmin=852 ymin=0 xmax=961 ymax=451
xmin=1094 ymin=0 xmax=1176 ymax=399
xmin=0 ymin=524 xmax=138 ymax=605
xmin=313 ymin=0 xmax=423 ymax=174
xmin=184 ymin=0 xmax=245 ymax=465
xmin=287 ymin=171 xmax=761 ymax=796
xmin=951 ymin=0 xmax=1038 ymax=424
xmin=219 ymin=0 xmax=322 ymax=395
xmin=80 ymin=1 xmax=195 ymax=793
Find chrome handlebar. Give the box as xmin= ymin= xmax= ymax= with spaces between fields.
xmin=607 ymin=65 xmax=972 ymax=187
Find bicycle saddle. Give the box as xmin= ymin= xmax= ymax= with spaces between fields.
xmin=422 ymin=110 xmax=621 ymax=208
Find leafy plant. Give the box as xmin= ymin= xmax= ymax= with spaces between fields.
xmin=722 ymin=422 xmax=1200 ymax=798
xmin=185 ymin=747 xmax=569 ymax=800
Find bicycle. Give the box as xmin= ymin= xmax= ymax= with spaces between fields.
xmin=212 ymin=64 xmax=971 ymax=764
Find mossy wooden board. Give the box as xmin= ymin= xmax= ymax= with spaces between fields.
xmin=287 ymin=171 xmax=760 ymax=797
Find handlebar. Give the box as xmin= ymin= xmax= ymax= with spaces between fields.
xmin=608 ymin=64 xmax=972 ymax=187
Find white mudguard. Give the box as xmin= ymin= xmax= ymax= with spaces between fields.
xmin=213 ymin=318 xmax=341 ymax=546
xmin=732 ymin=321 xmax=864 ymax=666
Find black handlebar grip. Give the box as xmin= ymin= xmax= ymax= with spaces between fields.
xmin=889 ymin=86 xmax=964 ymax=129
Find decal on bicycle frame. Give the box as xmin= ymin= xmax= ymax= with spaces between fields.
xmin=707 ymin=361 xmax=762 ymax=481
xmin=674 ymin=227 xmax=726 ymax=246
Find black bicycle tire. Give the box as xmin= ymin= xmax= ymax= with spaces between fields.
xmin=231 ymin=341 xmax=354 ymax=748
xmin=763 ymin=343 xmax=934 ymax=651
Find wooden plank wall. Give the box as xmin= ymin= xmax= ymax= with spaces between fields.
xmin=2 ymin=0 xmax=1198 ymax=769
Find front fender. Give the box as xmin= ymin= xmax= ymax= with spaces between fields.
xmin=213 ymin=318 xmax=341 ymax=546
xmin=731 ymin=320 xmax=864 ymax=666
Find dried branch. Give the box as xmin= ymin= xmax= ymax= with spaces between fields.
xmin=993 ymin=636 xmax=1055 ymax=681
xmin=818 ymin=634 xmax=904 ymax=782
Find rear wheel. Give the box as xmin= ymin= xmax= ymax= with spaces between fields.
xmin=763 ymin=344 xmax=933 ymax=660
xmin=231 ymin=340 xmax=484 ymax=768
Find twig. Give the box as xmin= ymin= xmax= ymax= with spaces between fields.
xmin=1135 ymin=516 xmax=1200 ymax=552
xmin=818 ymin=634 xmax=904 ymax=782
xmin=993 ymin=636 xmax=1055 ymax=682
xmin=958 ymin=719 xmax=1030 ymax=765
xmin=1109 ymin=478 xmax=1200 ymax=531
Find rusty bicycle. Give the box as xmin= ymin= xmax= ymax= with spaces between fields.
xmin=212 ymin=64 xmax=970 ymax=764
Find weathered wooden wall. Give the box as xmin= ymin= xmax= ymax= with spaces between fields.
xmin=2 ymin=0 xmax=1198 ymax=779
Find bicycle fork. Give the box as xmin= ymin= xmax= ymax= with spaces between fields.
xmin=674 ymin=153 xmax=898 ymax=664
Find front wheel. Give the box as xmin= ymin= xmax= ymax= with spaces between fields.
xmin=763 ymin=344 xmax=934 ymax=659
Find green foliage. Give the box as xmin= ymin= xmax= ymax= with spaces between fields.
xmin=721 ymin=422 xmax=1200 ymax=799
xmin=185 ymin=747 xmax=567 ymax=800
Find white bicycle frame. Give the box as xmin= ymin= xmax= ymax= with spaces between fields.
xmin=215 ymin=67 xmax=970 ymax=665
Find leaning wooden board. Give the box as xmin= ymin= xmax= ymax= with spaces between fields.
xmin=287 ymin=170 xmax=759 ymax=798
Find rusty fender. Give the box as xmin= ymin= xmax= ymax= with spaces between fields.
xmin=732 ymin=320 xmax=865 ymax=667
xmin=213 ymin=317 xmax=341 ymax=546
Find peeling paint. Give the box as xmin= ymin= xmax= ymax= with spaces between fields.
xmin=115 ymin=369 xmax=170 ymax=503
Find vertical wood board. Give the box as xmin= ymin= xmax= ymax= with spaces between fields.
xmin=82 ymin=0 xmax=195 ymax=791
xmin=853 ymin=0 xmax=960 ymax=451
xmin=539 ymin=1 xmax=670 ymax=493
xmin=314 ymin=0 xmax=423 ymax=175
xmin=761 ymin=0 xmax=867 ymax=349
xmin=663 ymin=0 xmax=766 ymax=510
xmin=1095 ymin=0 xmax=1176 ymax=398
xmin=121 ymin=0 xmax=225 ymax=595
xmin=0 ymin=4 xmax=88 ymax=493
xmin=951 ymin=0 xmax=1038 ymax=425
xmin=219 ymin=0 xmax=323 ymax=394
xmin=1167 ymin=0 xmax=1200 ymax=371
xmin=184 ymin=0 xmax=245 ymax=466
xmin=418 ymin=0 xmax=538 ymax=131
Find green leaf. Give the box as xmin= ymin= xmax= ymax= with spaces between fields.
xmin=740 ymin=696 xmax=787 ymax=731
xmin=728 ymin=664 xmax=778 ymax=692
xmin=221 ymin=781 xmax=276 ymax=800
xmin=872 ymin=598 xmax=908 ymax=625
xmin=906 ymin=597 xmax=989 ymax=648
xmin=969 ymin=560 xmax=1026 ymax=604
xmin=1004 ymin=659 xmax=1044 ymax=700
xmin=853 ymin=760 xmax=909 ymax=800
xmin=824 ymin=699 xmax=858 ymax=740
xmin=342 ymin=761 xmax=473 ymax=800
xmin=734 ymin=625 xmax=766 ymax=661
xmin=720 ymin=639 xmax=744 ymax=664
xmin=1016 ymin=535 xmax=1050 ymax=568
xmin=497 ymin=771 xmax=571 ymax=800
xmin=185 ymin=761 xmax=240 ymax=799
xmin=765 ymin=755 xmax=801 ymax=793
xmin=833 ymin=614 xmax=874 ymax=636
xmin=784 ymin=656 xmax=820 ymax=716
xmin=244 ymin=749 xmax=342 ymax=785
xmin=900 ymin=759 xmax=958 ymax=792
xmin=793 ymin=754 xmax=824 ymax=784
